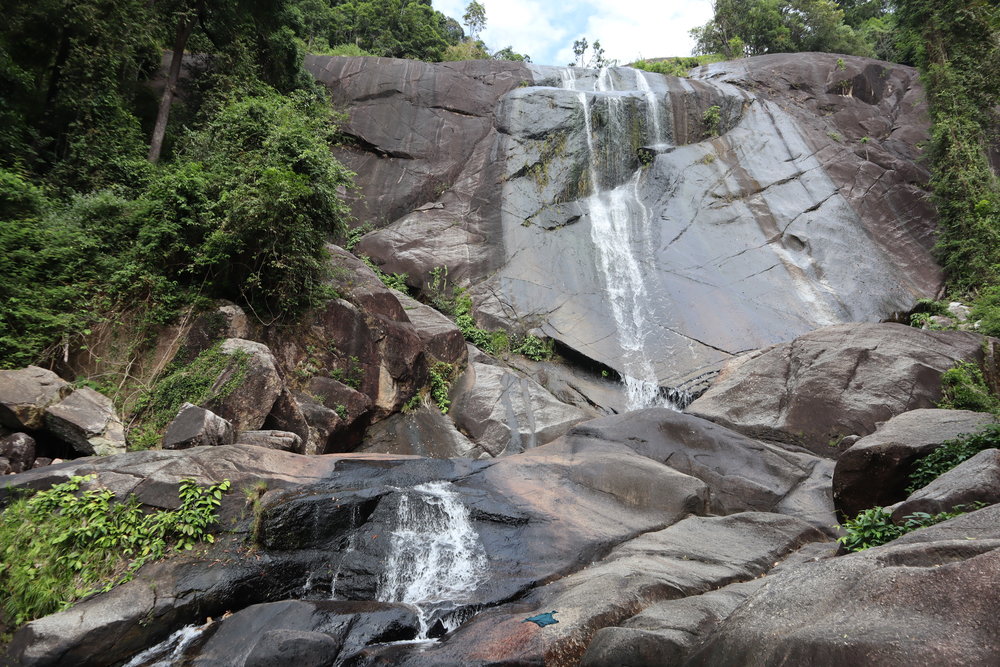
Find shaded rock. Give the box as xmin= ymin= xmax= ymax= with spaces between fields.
xmin=688 ymin=323 xmax=995 ymax=456
xmin=162 ymin=403 xmax=234 ymax=450
xmin=295 ymin=397 xmax=347 ymax=455
xmin=581 ymin=579 xmax=764 ymax=667
xmin=399 ymin=513 xmax=826 ymax=666
xmin=359 ymin=404 xmax=483 ymax=458
xmin=298 ymin=376 xmax=373 ymax=453
xmin=45 ymin=386 xmax=126 ymax=457
xmin=205 ymin=339 xmax=283 ymax=433
xmin=393 ymin=289 xmax=468 ymax=365
xmin=0 ymin=432 xmax=36 ymax=473
xmin=559 ymin=409 xmax=836 ymax=530
xmin=177 ymin=301 xmax=251 ymax=365
xmin=0 ymin=366 xmax=71 ymax=430
xmin=0 ymin=457 xmax=10 ymax=475
xmin=234 ymin=430 xmax=302 ymax=452
xmin=892 ymin=448 xmax=1000 ymax=521
xmin=189 ymin=600 xmax=418 ymax=666
xmin=305 ymin=376 xmax=372 ymax=425
xmin=263 ymin=388 xmax=311 ymax=451
xmin=31 ymin=457 xmax=52 ymax=469
xmin=449 ymin=362 xmax=587 ymax=456
xmin=685 ymin=506 xmax=1000 ymax=667
xmin=832 ymin=408 xmax=995 ymax=518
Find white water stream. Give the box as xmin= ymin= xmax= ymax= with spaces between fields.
xmin=121 ymin=624 xmax=206 ymax=667
xmin=562 ymin=68 xmax=684 ymax=411
xmin=376 ymin=481 xmax=488 ymax=638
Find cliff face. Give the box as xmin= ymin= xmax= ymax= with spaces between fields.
xmin=311 ymin=52 xmax=939 ymax=397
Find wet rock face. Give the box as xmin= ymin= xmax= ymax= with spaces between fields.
xmin=325 ymin=53 xmax=940 ymax=392
xmin=687 ymin=323 xmax=995 ymax=456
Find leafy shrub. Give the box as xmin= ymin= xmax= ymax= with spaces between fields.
xmin=907 ymin=424 xmax=1000 ymax=493
xmin=360 ymin=255 xmax=409 ymax=292
xmin=429 ymin=362 xmax=454 ymax=413
xmin=0 ymin=475 xmax=230 ymax=626
xmin=703 ymin=105 xmax=722 ymax=137
xmin=938 ymin=362 xmax=1000 ymax=413
xmin=512 ymin=335 xmax=554 ymax=361
xmin=838 ymin=505 xmax=974 ymax=552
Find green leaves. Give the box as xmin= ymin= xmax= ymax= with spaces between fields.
xmin=0 ymin=475 xmax=231 ymax=627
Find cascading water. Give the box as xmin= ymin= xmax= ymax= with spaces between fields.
xmin=376 ymin=481 xmax=488 ymax=638
xmin=564 ymin=68 xmax=685 ymax=411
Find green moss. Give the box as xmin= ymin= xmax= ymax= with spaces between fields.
xmin=938 ymin=361 xmax=1000 ymax=413
xmin=129 ymin=343 xmax=249 ymax=449
xmin=907 ymin=424 xmax=1000 ymax=493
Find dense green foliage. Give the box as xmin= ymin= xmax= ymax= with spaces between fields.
xmin=896 ymin=1 xmax=1000 ymax=293
xmin=631 ymin=55 xmax=726 ymax=77
xmin=0 ymin=475 xmax=230 ymax=626
xmin=429 ymin=361 xmax=454 ymax=413
xmin=838 ymin=505 xmax=975 ymax=551
xmin=692 ymin=0 xmax=878 ymax=59
xmin=907 ymin=424 xmax=1000 ymax=492
xmin=937 ymin=362 xmax=1000 ymax=414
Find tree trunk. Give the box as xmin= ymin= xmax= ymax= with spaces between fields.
xmin=148 ymin=5 xmax=199 ymax=163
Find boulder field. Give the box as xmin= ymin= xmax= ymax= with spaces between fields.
xmin=2 ymin=53 xmax=999 ymax=667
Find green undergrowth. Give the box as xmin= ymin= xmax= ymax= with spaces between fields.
xmin=428 ymin=267 xmax=553 ymax=361
xmin=907 ymin=424 xmax=1000 ymax=493
xmin=631 ymin=54 xmax=724 ymax=77
xmin=838 ymin=505 xmax=977 ymax=552
xmin=429 ymin=362 xmax=455 ymax=413
xmin=937 ymin=361 xmax=1000 ymax=414
xmin=360 ymin=255 xmax=409 ymax=293
xmin=128 ymin=344 xmax=248 ymax=450
xmin=0 ymin=475 xmax=230 ymax=627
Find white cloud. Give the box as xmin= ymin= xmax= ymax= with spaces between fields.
xmin=433 ymin=1 xmax=714 ymax=67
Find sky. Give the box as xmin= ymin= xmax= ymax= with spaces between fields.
xmin=432 ymin=1 xmax=715 ymax=67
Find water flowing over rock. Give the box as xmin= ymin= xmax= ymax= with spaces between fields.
xmin=327 ymin=53 xmax=939 ymax=402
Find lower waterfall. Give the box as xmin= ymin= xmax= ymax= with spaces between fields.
xmin=376 ymin=481 xmax=488 ymax=638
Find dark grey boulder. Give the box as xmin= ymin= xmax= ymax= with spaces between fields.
xmin=0 ymin=366 xmax=71 ymax=430
xmin=162 ymin=403 xmax=234 ymax=450
xmin=0 ymin=432 xmax=36 ymax=473
xmin=44 ymin=386 xmax=126 ymax=456
xmin=833 ymin=408 xmax=995 ymax=518
xmin=189 ymin=600 xmax=419 ymax=666
xmin=688 ymin=324 xmax=995 ymax=456
xmin=685 ymin=506 xmax=1000 ymax=667
xmin=234 ymin=430 xmax=302 ymax=452
xmin=262 ymin=388 xmax=311 ymax=451
xmin=891 ymin=448 xmax=1000 ymax=521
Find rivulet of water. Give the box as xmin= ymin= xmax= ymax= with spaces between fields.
xmin=376 ymin=481 xmax=487 ymax=638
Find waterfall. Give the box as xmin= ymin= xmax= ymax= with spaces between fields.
xmin=563 ymin=68 xmax=685 ymax=411
xmin=121 ymin=625 xmax=206 ymax=667
xmin=377 ymin=481 xmax=488 ymax=638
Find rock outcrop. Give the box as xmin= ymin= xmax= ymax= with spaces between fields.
xmin=319 ymin=53 xmax=940 ymax=393
xmin=832 ymin=408 xmax=996 ymax=517
xmin=44 ymin=387 xmax=126 ymax=457
xmin=0 ymin=366 xmax=71 ymax=431
xmin=687 ymin=323 xmax=995 ymax=455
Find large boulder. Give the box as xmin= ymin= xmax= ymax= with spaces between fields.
xmin=688 ymin=323 xmax=995 ymax=456
xmin=162 ymin=403 xmax=234 ymax=450
xmin=833 ymin=408 xmax=995 ymax=518
xmin=891 ymin=448 xmax=1000 ymax=520
xmin=556 ymin=409 xmax=837 ymax=530
xmin=359 ymin=404 xmax=484 ymax=458
xmin=204 ymin=339 xmax=284 ymax=433
xmin=685 ymin=506 xmax=1000 ymax=666
xmin=184 ymin=600 xmax=419 ymax=666
xmin=449 ymin=362 xmax=588 ymax=456
xmin=0 ymin=366 xmax=71 ymax=430
xmin=392 ymin=289 xmax=468 ymax=366
xmin=44 ymin=386 xmax=126 ymax=457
